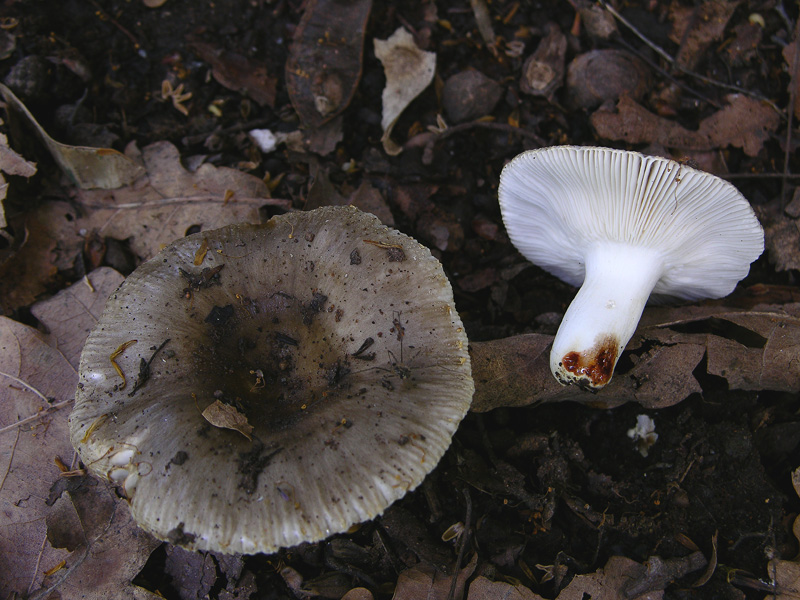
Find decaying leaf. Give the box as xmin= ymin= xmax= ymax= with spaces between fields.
xmin=555 ymin=556 xmax=663 ymax=599
xmin=392 ymin=553 xmax=477 ymax=600
xmin=591 ymin=95 xmax=779 ymax=157
xmin=0 ymin=317 xmax=76 ymax=597
xmin=32 ymin=477 xmax=160 ymax=600
xmin=767 ymin=560 xmax=800 ymax=600
xmin=468 ymin=576 xmax=546 ymax=599
xmin=0 ymin=140 xmax=289 ymax=315
xmin=669 ymin=0 xmax=741 ymax=70
xmin=0 ymin=83 xmax=144 ymax=189
xmin=519 ymin=23 xmax=566 ymax=100
xmin=374 ymin=27 xmax=436 ymax=156
xmin=757 ymin=198 xmax=800 ymax=273
xmin=285 ymin=0 xmax=372 ymax=129
xmin=31 ymin=267 xmax=125 ymax=369
xmin=0 ymin=130 xmax=37 ymax=229
xmin=470 ymin=303 xmax=800 ymax=412
xmin=202 ymin=399 xmax=254 ymax=440
xmin=190 ymin=41 xmax=277 ymax=108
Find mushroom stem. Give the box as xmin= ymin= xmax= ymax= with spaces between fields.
xmin=550 ymin=242 xmax=664 ymax=390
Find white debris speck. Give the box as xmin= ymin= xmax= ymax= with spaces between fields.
xmin=627 ymin=414 xmax=658 ymax=457
xmin=249 ymin=129 xmax=278 ymax=153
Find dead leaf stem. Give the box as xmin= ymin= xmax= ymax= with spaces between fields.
xmin=0 ymin=399 xmax=73 ymax=436
xmin=0 ymin=428 xmax=19 ymax=494
xmin=0 ymin=370 xmax=52 ymax=404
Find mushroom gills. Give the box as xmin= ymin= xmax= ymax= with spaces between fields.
xmin=550 ymin=241 xmax=664 ymax=390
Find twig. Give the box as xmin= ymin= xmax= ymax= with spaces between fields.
xmin=447 ymin=487 xmax=473 ymax=600
xmin=0 ymin=399 xmax=73 ymax=436
xmin=0 ymin=370 xmax=51 ymax=404
xmin=85 ymin=0 xmax=145 ymax=57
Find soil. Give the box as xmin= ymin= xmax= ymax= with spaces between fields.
xmin=1 ymin=1 xmax=799 ymax=599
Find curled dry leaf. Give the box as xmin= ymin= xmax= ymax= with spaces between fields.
xmin=520 ymin=24 xmax=566 ymax=100
xmin=470 ymin=303 xmax=800 ymax=412
xmin=285 ymin=0 xmax=372 ymax=128
xmin=202 ymin=399 xmax=254 ymax=440
xmin=0 ymin=130 xmax=37 ymax=229
xmin=0 ymin=83 xmax=144 ymax=189
xmin=374 ymin=27 xmax=436 ymax=156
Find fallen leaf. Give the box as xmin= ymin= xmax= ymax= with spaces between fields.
xmin=566 ymin=49 xmax=650 ymax=109
xmin=591 ymin=95 xmax=779 ymax=157
xmin=757 ymin=198 xmax=800 ymax=272
xmin=556 ymin=556 xmax=662 ymax=599
xmin=202 ymin=399 xmax=254 ymax=440
xmin=0 ymin=83 xmax=144 ymax=189
xmin=32 ymin=476 xmax=160 ymax=600
xmin=0 ymin=215 xmax=58 ymax=314
xmin=285 ymin=0 xmax=372 ymax=129
xmin=28 ymin=141 xmax=289 ymax=265
xmin=700 ymin=94 xmax=780 ymax=157
xmin=0 ymin=130 xmax=36 ymax=228
xmin=470 ymin=304 xmax=800 ymax=412
xmin=669 ymin=0 xmax=741 ymax=71
xmin=163 ymin=545 xmax=218 ymax=600
xmin=468 ymin=576 xmax=546 ymax=599
xmin=374 ymin=27 xmax=436 ymax=156
xmin=520 ymin=24 xmax=566 ymax=100
xmin=30 ymin=267 xmax=125 ymax=369
xmin=391 ymin=553 xmax=477 ymax=600
xmin=0 ymin=316 xmax=75 ymax=598
xmin=768 ymin=560 xmax=800 ymax=600
xmin=591 ymin=96 xmax=709 ymax=151
xmin=190 ymin=41 xmax=276 ymax=108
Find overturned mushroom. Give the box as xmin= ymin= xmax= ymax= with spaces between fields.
xmin=499 ymin=146 xmax=764 ymax=390
xmin=69 ymin=206 xmax=473 ymax=554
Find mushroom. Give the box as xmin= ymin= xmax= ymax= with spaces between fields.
xmin=69 ymin=206 xmax=473 ymax=554
xmin=498 ymin=146 xmax=764 ymax=390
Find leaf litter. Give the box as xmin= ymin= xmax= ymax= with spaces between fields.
xmin=1 ymin=0 xmax=800 ymax=598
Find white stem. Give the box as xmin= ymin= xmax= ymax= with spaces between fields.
xmin=550 ymin=242 xmax=664 ymax=390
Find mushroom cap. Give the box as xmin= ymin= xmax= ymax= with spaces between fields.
xmin=69 ymin=206 xmax=473 ymax=554
xmin=498 ymin=146 xmax=764 ymax=302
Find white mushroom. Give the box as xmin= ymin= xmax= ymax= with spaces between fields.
xmin=498 ymin=146 xmax=764 ymax=390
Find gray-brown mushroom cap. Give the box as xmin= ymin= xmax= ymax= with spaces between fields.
xmin=69 ymin=206 xmax=473 ymax=554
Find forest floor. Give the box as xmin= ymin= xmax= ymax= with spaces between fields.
xmin=0 ymin=1 xmax=799 ymax=599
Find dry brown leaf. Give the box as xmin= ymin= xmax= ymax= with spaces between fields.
xmin=342 ymin=588 xmax=375 ymax=600
xmin=163 ymin=545 xmax=218 ymax=600
xmin=375 ymin=27 xmax=436 ymax=156
xmin=31 ymin=267 xmax=125 ymax=369
xmin=285 ymin=0 xmax=372 ymax=128
xmin=0 ymin=130 xmax=36 ymax=228
xmin=699 ymin=94 xmax=780 ymax=157
xmin=190 ymin=42 xmax=276 ymax=108
xmin=591 ymin=95 xmax=778 ymax=157
xmin=32 ymin=477 xmax=160 ymax=600
xmin=556 ymin=556 xmax=662 ymax=600
xmin=202 ymin=399 xmax=254 ymax=440
xmin=591 ymin=96 xmax=709 ymax=150
xmin=669 ymin=0 xmax=741 ymax=71
xmin=757 ymin=198 xmax=800 ymax=273
xmin=392 ymin=553 xmax=477 ymax=600
xmin=767 ymin=560 xmax=800 ymax=600
xmin=0 ymin=83 xmax=144 ymax=189
xmin=0 ymin=317 xmax=75 ymax=598
xmin=0 ymin=215 xmax=58 ymax=313
xmin=468 ymin=576 xmax=546 ymax=599
xmin=470 ymin=304 xmax=800 ymax=412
